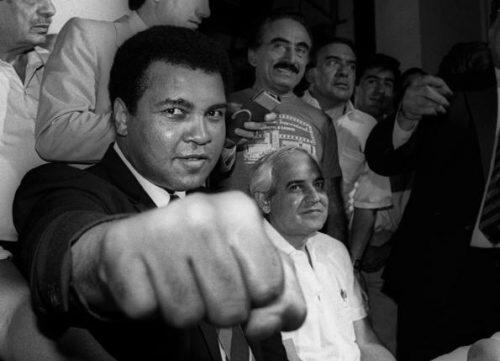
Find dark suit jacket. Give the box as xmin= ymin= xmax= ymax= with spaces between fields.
xmin=364 ymin=69 xmax=497 ymax=304
xmin=13 ymin=146 xmax=287 ymax=361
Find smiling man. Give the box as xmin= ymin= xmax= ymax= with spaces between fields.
xmin=250 ymin=147 xmax=395 ymax=361
xmin=221 ymin=11 xmax=347 ymax=242
xmin=14 ymin=26 xmax=305 ymax=361
xmin=355 ymin=53 xmax=400 ymax=122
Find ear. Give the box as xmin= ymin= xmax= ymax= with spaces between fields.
xmin=113 ymin=98 xmax=130 ymax=137
xmin=305 ymin=67 xmax=315 ymax=85
xmin=248 ymin=48 xmax=258 ymax=67
xmin=255 ymin=192 xmax=271 ymax=214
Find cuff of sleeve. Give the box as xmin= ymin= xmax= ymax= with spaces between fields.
xmin=393 ymin=110 xmax=418 ymax=148
xmin=31 ymin=211 xmax=129 ymax=326
xmin=0 ymin=246 xmax=12 ymax=261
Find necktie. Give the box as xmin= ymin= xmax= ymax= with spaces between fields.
xmin=479 ymin=136 xmax=500 ymax=243
xmin=218 ymin=326 xmax=249 ymax=361
xmin=165 ymin=189 xmax=180 ymax=203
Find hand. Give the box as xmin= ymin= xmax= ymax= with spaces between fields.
xmin=88 ymin=192 xmax=306 ymax=339
xmin=226 ymin=102 xmax=278 ymax=145
xmin=398 ymin=75 xmax=453 ymax=129
xmin=360 ymin=243 xmax=392 ymax=273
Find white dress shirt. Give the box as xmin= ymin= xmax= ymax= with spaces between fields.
xmin=0 ymin=47 xmax=48 ymax=258
xmin=264 ymin=221 xmax=366 ymax=361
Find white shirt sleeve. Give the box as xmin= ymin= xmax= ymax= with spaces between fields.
xmin=0 ymin=245 xmax=12 ymax=260
xmin=392 ymin=112 xmax=419 ymax=149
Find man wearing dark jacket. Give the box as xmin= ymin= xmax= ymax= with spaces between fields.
xmin=14 ymin=26 xmax=305 ymax=361
xmin=365 ymin=2 xmax=500 ymax=359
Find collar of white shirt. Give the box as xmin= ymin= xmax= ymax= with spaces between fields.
xmin=113 ymin=143 xmax=185 ymax=207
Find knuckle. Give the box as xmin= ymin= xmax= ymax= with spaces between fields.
xmin=120 ymin=297 xmax=156 ymax=320
xmin=183 ymin=195 xmax=217 ymax=228
xmin=221 ymin=192 xmax=260 ymax=221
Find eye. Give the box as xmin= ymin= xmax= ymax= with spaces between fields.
xmin=296 ymin=46 xmax=308 ymax=57
xmin=325 ymin=59 xmax=339 ymax=68
xmin=288 ymin=183 xmax=302 ymax=192
xmin=206 ymin=109 xmax=226 ymax=120
xmin=162 ymin=107 xmax=185 ymax=116
xmin=314 ymin=179 xmax=325 ymax=190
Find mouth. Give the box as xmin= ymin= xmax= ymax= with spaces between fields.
xmin=187 ymin=19 xmax=201 ymax=29
xmin=175 ymin=154 xmax=209 ymax=170
xmin=369 ymin=97 xmax=384 ymax=104
xmin=333 ymin=82 xmax=349 ymax=89
xmin=274 ymin=63 xmax=299 ymax=75
xmin=32 ymin=23 xmax=51 ymax=33
xmin=301 ymin=208 xmax=325 ymax=215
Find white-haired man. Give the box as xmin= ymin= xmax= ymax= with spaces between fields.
xmin=250 ymin=147 xmax=395 ymax=361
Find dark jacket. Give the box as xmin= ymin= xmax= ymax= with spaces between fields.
xmin=13 ymin=145 xmax=287 ymax=361
xmin=365 ymin=69 xmax=497 ymax=304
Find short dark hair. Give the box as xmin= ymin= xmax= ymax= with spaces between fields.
xmin=309 ymin=36 xmax=356 ymax=68
xmin=247 ymin=10 xmax=313 ymax=50
xmin=491 ymin=0 xmax=500 ymax=25
xmin=128 ymin=0 xmax=146 ymax=11
xmin=109 ymin=26 xmax=232 ymax=114
xmin=356 ymin=53 xmax=401 ymax=85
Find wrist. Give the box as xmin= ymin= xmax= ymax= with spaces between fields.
xmin=397 ymin=108 xmax=420 ymax=131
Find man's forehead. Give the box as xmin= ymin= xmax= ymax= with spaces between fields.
xmin=361 ymin=67 xmax=395 ymax=81
xmin=275 ymin=151 xmax=320 ymax=183
xmin=142 ymin=61 xmax=225 ymax=101
xmin=319 ymin=42 xmax=356 ymax=62
xmin=261 ymin=18 xmax=312 ymax=46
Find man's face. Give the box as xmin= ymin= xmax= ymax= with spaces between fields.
xmin=155 ymin=0 xmax=210 ymax=30
xmin=308 ymin=42 xmax=356 ymax=104
xmin=355 ymin=67 xmax=395 ymax=118
xmin=268 ymin=151 xmax=328 ymax=242
xmin=0 ymin=0 xmax=55 ymax=52
xmin=249 ymin=18 xmax=311 ymax=95
xmin=117 ymin=62 xmax=226 ymax=191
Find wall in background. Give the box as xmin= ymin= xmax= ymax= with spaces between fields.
xmin=374 ymin=0 xmax=488 ymax=73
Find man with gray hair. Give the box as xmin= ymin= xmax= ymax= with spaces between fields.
xmin=249 ymin=147 xmax=395 ymax=361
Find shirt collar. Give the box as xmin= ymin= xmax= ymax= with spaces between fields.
xmin=302 ymin=89 xmax=321 ymax=109
xmin=128 ymin=10 xmax=148 ymax=33
xmin=0 ymin=46 xmax=46 ymax=70
xmin=113 ymin=143 xmax=185 ymax=207
xmin=263 ymin=220 xmax=314 ymax=256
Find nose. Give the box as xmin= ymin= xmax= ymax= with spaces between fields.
xmin=337 ymin=63 xmax=350 ymax=77
xmin=373 ymin=81 xmax=383 ymax=95
xmin=185 ymin=115 xmax=211 ymax=145
xmin=305 ymin=186 xmax=321 ymax=204
xmin=39 ymin=0 xmax=56 ymax=18
xmin=276 ymin=44 xmax=295 ymax=63
xmin=196 ymin=0 xmax=211 ymax=19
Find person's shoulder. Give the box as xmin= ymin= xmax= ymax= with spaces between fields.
xmin=348 ymin=108 xmax=377 ymax=129
xmin=63 ymin=17 xmax=114 ymax=33
xmin=19 ymin=163 xmax=104 ymax=193
xmin=310 ymin=232 xmax=349 ymax=257
xmin=289 ymin=94 xmax=328 ymax=118
xmin=56 ymin=17 xmax=115 ymax=46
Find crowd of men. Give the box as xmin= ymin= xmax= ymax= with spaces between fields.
xmin=1 ymin=0 xmax=500 ymax=360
